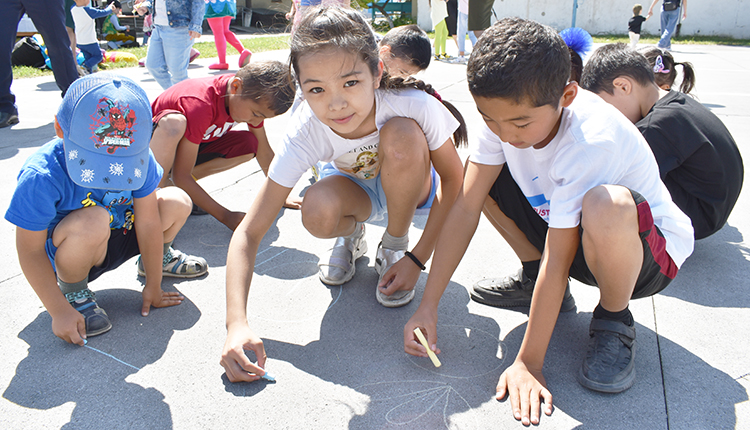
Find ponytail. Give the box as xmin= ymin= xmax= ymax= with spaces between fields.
xmin=379 ymin=73 xmax=468 ymax=148
xmin=676 ymin=61 xmax=696 ymax=94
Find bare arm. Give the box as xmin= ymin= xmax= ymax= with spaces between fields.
xmin=496 ymin=226 xmax=579 ymax=425
xmin=647 ymin=0 xmax=660 ymax=17
xmin=404 ymin=161 xmax=503 ymax=356
xmin=681 ymin=0 xmax=687 ymax=19
xmin=409 ymin=140 xmax=464 ymax=269
xmin=133 ymin=191 xmax=184 ymax=316
xmin=16 ymin=227 xmax=86 ymax=345
xmin=250 ymin=125 xmax=302 ymax=209
xmin=221 ymin=177 xmax=292 ymax=382
xmin=380 ymin=139 xmax=464 ymax=294
xmin=171 ymin=136 xmax=245 ymax=230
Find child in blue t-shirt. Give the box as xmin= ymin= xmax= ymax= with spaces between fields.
xmin=5 ymin=74 xmax=207 ymax=345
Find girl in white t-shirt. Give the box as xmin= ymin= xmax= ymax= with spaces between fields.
xmin=219 ymin=5 xmax=467 ymax=382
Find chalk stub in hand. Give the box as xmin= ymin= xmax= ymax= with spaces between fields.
xmin=413 ymin=327 xmax=441 ymax=368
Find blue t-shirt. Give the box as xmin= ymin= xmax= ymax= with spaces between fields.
xmin=5 ymin=138 xmax=162 ymax=235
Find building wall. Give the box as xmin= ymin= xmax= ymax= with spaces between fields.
xmin=415 ymin=0 xmax=750 ymax=39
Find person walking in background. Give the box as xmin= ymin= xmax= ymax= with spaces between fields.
xmin=648 ymin=0 xmax=686 ymax=51
xmin=628 ymin=4 xmax=648 ymax=49
xmin=1 ymin=0 xmax=81 ymax=128
xmin=146 ymin=0 xmax=205 ymax=89
xmin=454 ymin=0 xmax=477 ymax=62
xmin=205 ymin=0 xmax=252 ymax=70
xmin=430 ymin=0 xmax=449 ymax=60
xmin=134 ymin=1 xmax=153 ymax=46
xmin=467 ymin=0 xmax=493 ymax=38
xmin=71 ymin=0 xmax=116 ymax=74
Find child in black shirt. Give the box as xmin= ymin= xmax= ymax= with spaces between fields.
xmin=628 ymin=4 xmax=649 ymax=48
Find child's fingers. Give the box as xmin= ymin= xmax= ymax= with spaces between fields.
xmin=251 ymin=342 xmax=268 ymax=369
xmin=541 ymin=387 xmax=553 ymax=415
xmin=496 ymin=373 xmax=508 ymax=400
xmin=74 ymin=319 xmax=87 ymax=346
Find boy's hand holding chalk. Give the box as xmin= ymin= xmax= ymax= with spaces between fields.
xmin=413 ymin=327 xmax=441 ymax=367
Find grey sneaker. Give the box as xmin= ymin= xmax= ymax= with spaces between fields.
xmin=318 ymin=223 xmax=367 ymax=285
xmin=375 ymin=242 xmax=415 ymax=308
xmin=470 ymin=267 xmax=576 ymax=312
xmin=66 ymin=289 xmax=112 ymax=337
xmin=577 ymin=317 xmax=636 ymax=393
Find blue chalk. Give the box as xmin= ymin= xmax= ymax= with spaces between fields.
xmin=261 ymin=371 xmax=276 ymax=382
xmin=83 ymin=339 xmax=87 ymax=345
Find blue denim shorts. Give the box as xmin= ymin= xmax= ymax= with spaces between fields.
xmin=318 ymin=162 xmax=438 ymax=222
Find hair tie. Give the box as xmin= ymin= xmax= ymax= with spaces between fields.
xmin=653 ymin=55 xmax=671 ymax=74
xmin=430 ymin=89 xmax=442 ymax=102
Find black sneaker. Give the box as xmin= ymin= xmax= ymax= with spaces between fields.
xmin=470 ymin=267 xmax=576 ymax=312
xmin=0 ymin=108 xmax=19 ymax=128
xmin=65 ymin=289 xmax=112 ymax=337
xmin=191 ymin=203 xmax=209 ymax=216
xmin=577 ymin=317 xmax=636 ymax=393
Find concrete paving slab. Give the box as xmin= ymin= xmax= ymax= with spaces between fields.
xmin=1 ymin=41 xmax=749 ymax=429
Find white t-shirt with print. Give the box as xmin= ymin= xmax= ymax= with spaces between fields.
xmin=268 ymin=87 xmax=459 ymax=188
xmin=469 ymin=89 xmax=694 ymax=268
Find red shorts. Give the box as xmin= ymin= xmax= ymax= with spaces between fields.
xmin=152 ymin=110 xmax=260 ymax=166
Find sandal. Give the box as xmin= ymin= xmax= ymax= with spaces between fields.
xmin=137 ymin=248 xmax=208 ymax=278
xmin=374 ymin=242 xmax=415 ymax=307
xmin=318 ymin=223 xmax=367 ymax=285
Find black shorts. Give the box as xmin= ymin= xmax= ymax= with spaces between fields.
xmin=488 ymin=167 xmax=677 ymax=299
xmin=88 ymin=227 xmax=141 ymax=282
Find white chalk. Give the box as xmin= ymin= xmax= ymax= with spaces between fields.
xmin=413 ymin=328 xmax=441 ymax=367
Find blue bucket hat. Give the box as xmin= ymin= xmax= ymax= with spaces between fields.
xmin=57 ymin=73 xmax=152 ymax=190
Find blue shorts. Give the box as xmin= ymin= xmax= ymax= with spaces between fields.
xmin=318 ymin=163 xmax=439 ymax=222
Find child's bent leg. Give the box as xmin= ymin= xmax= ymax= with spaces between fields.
xmin=305 ymin=176 xmax=372 ymax=286
xmin=52 ymin=206 xmax=113 ymax=336
xmin=142 ymin=186 xmax=208 ymax=278
xmin=578 ymin=184 xmax=642 ymax=393
xmin=375 ymin=118 xmax=430 ymax=306
xmin=379 ymin=117 xmax=431 ymax=238
xmin=150 ymin=113 xmax=188 ymax=188
xmin=580 ymin=185 xmax=642 ymax=311
xmin=52 ymin=206 xmax=111 ymax=283
xmin=302 ymin=176 xmax=372 ymax=238
xmin=155 ymin=186 xmax=192 ymax=243
xmin=483 ymin=196 xmax=542 ymax=262
xmin=471 ymin=167 xmax=575 ymax=311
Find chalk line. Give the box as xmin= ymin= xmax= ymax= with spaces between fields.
xmin=356 ymin=380 xmax=475 ymax=429
xmin=256 ymin=248 xmax=290 ymax=267
xmin=407 ymin=324 xmax=505 ymax=380
xmin=85 ymin=344 xmax=140 ymax=371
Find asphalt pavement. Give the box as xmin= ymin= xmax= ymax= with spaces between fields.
xmin=0 ymin=40 xmax=748 ymax=429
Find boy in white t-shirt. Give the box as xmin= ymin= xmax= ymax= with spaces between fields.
xmin=404 ymin=17 xmax=694 ymax=425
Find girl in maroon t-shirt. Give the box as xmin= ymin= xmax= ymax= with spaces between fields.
xmin=150 ymin=60 xmax=299 ymax=230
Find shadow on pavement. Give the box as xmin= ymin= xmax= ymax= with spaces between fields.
xmin=660 ymin=223 xmax=750 ymax=308
xmin=3 ymin=288 xmax=201 ymax=429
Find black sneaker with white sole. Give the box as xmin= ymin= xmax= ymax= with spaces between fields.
xmin=470 ymin=267 xmax=576 ymax=312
